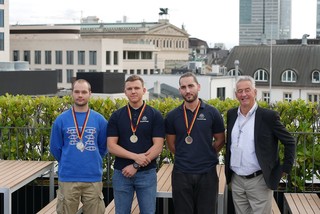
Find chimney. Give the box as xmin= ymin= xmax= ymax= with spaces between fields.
xmin=302 ymin=34 xmax=310 ymax=46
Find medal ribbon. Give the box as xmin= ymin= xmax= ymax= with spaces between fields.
xmin=72 ymin=107 xmax=90 ymax=141
xmin=127 ymin=102 xmax=147 ymax=134
xmin=183 ymin=100 xmax=201 ymax=136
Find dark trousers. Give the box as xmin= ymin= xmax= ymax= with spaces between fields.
xmin=172 ymin=166 xmax=218 ymax=214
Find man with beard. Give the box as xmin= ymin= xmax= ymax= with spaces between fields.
xmin=50 ymin=79 xmax=108 ymax=214
xmin=165 ymin=72 xmax=225 ymax=214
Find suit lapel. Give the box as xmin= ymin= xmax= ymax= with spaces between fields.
xmin=254 ymin=107 xmax=262 ymax=144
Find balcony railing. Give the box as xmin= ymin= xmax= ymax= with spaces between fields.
xmin=0 ymin=127 xmax=319 ymax=213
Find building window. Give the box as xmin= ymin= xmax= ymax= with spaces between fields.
xmin=123 ymin=51 xmax=126 ymax=60
xmin=312 ymin=70 xmax=320 ymax=83
xmin=0 ymin=9 xmax=4 ymax=27
xmin=114 ymin=51 xmax=118 ymax=65
xmin=0 ymin=0 xmax=3 ymax=4
xmin=78 ymin=51 xmax=85 ymax=65
xmin=281 ymin=70 xmax=297 ymax=82
xmin=114 ymin=70 xmax=118 ymax=73
xmin=13 ymin=50 xmax=20 ymax=61
xmin=106 ymin=51 xmax=111 ymax=65
xmin=130 ymin=69 xmax=134 ymax=74
xmin=308 ymin=94 xmax=320 ymax=103
xmin=262 ymin=92 xmax=270 ymax=103
xmin=89 ymin=51 xmax=97 ymax=65
xmin=24 ymin=51 xmax=30 ymax=63
xmin=66 ymin=51 xmax=74 ymax=65
xmin=217 ymin=87 xmax=226 ymax=100
xmin=227 ymin=69 xmax=241 ymax=77
xmin=67 ymin=69 xmax=74 ymax=83
xmin=78 ymin=69 xmax=85 ymax=73
xmin=56 ymin=69 xmax=62 ymax=83
xmin=141 ymin=51 xmax=152 ymax=59
xmin=0 ymin=32 xmax=4 ymax=51
xmin=123 ymin=69 xmax=128 ymax=74
xmin=45 ymin=51 xmax=52 ymax=64
xmin=284 ymin=93 xmax=292 ymax=102
xmin=143 ymin=69 xmax=148 ymax=74
xmin=128 ymin=51 xmax=139 ymax=59
xmin=89 ymin=69 xmax=97 ymax=72
xmin=55 ymin=51 xmax=63 ymax=64
xmin=35 ymin=50 xmax=41 ymax=64
xmin=254 ymin=69 xmax=268 ymax=82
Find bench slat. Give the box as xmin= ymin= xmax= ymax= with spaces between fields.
xmin=284 ymin=193 xmax=320 ymax=214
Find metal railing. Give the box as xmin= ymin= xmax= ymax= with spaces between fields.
xmin=0 ymin=127 xmax=319 ymax=213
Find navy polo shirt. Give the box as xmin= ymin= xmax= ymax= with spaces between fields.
xmin=165 ymin=99 xmax=225 ymax=173
xmin=108 ymin=103 xmax=165 ymax=171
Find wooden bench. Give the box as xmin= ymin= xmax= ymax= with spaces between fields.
xmin=283 ymin=193 xmax=320 ymax=214
xmin=36 ymin=198 xmax=83 ymax=214
xmin=272 ymin=197 xmax=281 ymax=214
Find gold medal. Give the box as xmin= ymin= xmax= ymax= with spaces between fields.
xmin=185 ymin=136 xmax=193 ymax=144
xmin=130 ymin=134 xmax=138 ymax=143
xmin=76 ymin=141 xmax=85 ymax=151
xmin=127 ymin=102 xmax=147 ymax=144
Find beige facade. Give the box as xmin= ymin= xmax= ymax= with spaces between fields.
xmin=10 ymin=19 xmax=189 ymax=89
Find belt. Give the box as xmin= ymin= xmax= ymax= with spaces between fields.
xmin=241 ymin=170 xmax=263 ymax=179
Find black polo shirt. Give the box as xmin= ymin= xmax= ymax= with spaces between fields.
xmin=165 ymin=100 xmax=225 ymax=173
xmin=108 ymin=103 xmax=165 ymax=170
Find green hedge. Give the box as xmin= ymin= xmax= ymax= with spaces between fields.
xmin=0 ymin=94 xmax=319 ymax=191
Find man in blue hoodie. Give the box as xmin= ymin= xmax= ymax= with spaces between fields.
xmin=50 ymin=79 xmax=108 ymax=214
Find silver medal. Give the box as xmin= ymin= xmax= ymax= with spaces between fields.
xmin=76 ymin=141 xmax=85 ymax=151
xmin=185 ymin=136 xmax=193 ymax=144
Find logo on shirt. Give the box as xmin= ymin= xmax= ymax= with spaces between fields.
xmin=67 ymin=127 xmax=97 ymax=151
xmin=197 ymin=113 xmax=206 ymax=121
xmin=140 ymin=116 xmax=149 ymax=123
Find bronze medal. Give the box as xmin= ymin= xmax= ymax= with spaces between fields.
xmin=183 ymin=101 xmax=200 ymax=145
xmin=185 ymin=136 xmax=193 ymax=144
xmin=130 ymin=134 xmax=138 ymax=143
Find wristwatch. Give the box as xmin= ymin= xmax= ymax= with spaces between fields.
xmin=133 ymin=162 xmax=140 ymax=169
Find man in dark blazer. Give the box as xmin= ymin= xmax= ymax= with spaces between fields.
xmin=225 ymin=76 xmax=296 ymax=214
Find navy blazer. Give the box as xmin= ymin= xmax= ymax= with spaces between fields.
xmin=225 ymin=106 xmax=296 ymax=190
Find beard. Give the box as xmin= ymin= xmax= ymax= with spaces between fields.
xmin=183 ymin=93 xmax=198 ymax=103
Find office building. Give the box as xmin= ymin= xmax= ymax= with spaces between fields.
xmin=239 ymin=0 xmax=291 ymax=45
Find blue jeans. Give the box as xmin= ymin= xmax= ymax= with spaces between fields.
xmin=112 ymin=168 xmax=157 ymax=214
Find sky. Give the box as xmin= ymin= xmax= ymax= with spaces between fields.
xmin=9 ymin=0 xmax=317 ymax=49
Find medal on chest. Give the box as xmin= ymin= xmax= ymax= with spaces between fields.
xmin=127 ymin=102 xmax=146 ymax=143
xmin=72 ymin=107 xmax=90 ymax=152
xmin=183 ymin=101 xmax=200 ymax=145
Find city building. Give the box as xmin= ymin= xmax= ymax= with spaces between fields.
xmin=239 ymin=0 xmax=291 ymax=45
xmin=0 ymin=0 xmax=9 ymax=62
xmin=9 ymin=17 xmax=189 ymax=89
xmin=223 ymin=40 xmax=320 ymax=103
xmin=317 ymin=0 xmax=320 ymax=38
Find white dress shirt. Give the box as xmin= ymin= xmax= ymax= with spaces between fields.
xmin=230 ymin=103 xmax=261 ymax=176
